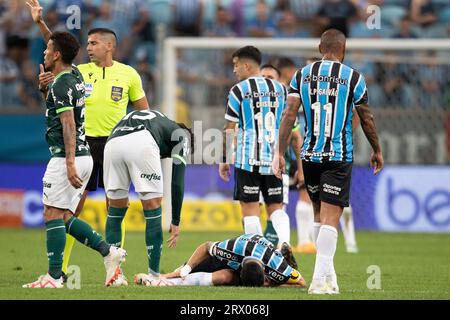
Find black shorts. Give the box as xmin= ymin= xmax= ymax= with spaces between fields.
xmin=191 ymin=256 xmax=230 ymax=273
xmin=233 ymin=167 xmax=283 ymax=204
xmin=86 ymin=136 xmax=108 ymax=191
xmin=302 ymin=160 xmax=352 ymax=207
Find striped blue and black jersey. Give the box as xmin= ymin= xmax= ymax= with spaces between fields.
xmin=210 ymin=234 xmax=294 ymax=284
xmin=226 ymin=76 xmax=287 ymax=174
xmin=288 ymin=60 xmax=368 ymax=163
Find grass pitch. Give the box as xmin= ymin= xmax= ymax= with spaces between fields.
xmin=0 ymin=229 xmax=448 ymax=300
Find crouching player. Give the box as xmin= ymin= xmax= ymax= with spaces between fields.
xmin=135 ymin=234 xmax=306 ymax=288
xmin=103 ymin=109 xmax=192 ymax=283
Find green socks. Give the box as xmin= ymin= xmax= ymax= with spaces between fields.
xmin=106 ymin=207 xmax=127 ymax=247
xmin=65 ymin=216 xmax=110 ymax=257
xmin=46 ymin=219 xmax=66 ymax=279
xmin=264 ymin=220 xmax=279 ymax=248
xmin=144 ymin=207 xmax=163 ymax=275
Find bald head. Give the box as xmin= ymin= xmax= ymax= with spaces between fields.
xmin=319 ymin=29 xmax=346 ymax=62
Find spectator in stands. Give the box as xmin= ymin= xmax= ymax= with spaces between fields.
xmin=172 ymin=0 xmax=204 ymax=36
xmin=376 ymin=51 xmax=412 ymax=108
xmin=287 ymin=0 xmax=321 ymax=22
xmin=91 ymin=2 xmax=116 ymax=34
xmin=228 ymin=0 xmax=245 ymax=36
xmin=347 ymin=50 xmax=382 ymax=107
xmin=276 ymin=9 xmax=311 ymax=38
xmin=130 ymin=8 xmax=156 ymax=64
xmin=411 ymin=0 xmax=437 ymax=28
xmin=136 ymin=52 xmax=156 ymax=105
xmin=393 ymin=16 xmax=418 ymax=38
xmin=0 ymin=0 xmax=33 ymax=39
xmin=316 ymin=0 xmax=358 ymax=36
xmin=0 ymin=36 xmax=26 ymax=109
xmin=418 ymin=51 xmax=446 ymax=108
xmin=246 ymin=0 xmax=276 ymax=37
xmin=204 ymin=5 xmax=235 ymax=37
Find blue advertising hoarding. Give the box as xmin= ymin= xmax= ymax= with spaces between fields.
xmin=0 ymin=163 xmax=449 ymax=233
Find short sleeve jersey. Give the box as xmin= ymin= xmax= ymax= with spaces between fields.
xmin=77 ymin=61 xmax=146 ymax=137
xmin=45 ymin=66 xmax=90 ymax=158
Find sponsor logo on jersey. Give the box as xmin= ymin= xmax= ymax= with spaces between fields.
xmin=267 ymin=268 xmax=287 ymax=282
xmin=215 ymin=247 xmax=239 ymax=261
xmin=140 ymin=173 xmax=161 ymax=181
xmin=111 ymin=86 xmax=123 ymax=101
xmin=76 ymin=97 xmax=85 ymax=107
xmin=43 ymin=182 xmax=52 ymax=188
xmin=304 ymin=74 xmax=348 ymax=85
xmin=249 ymin=159 xmax=272 ymax=166
xmin=85 ymin=83 xmax=93 ymax=97
xmin=244 ymin=91 xmax=281 ymax=99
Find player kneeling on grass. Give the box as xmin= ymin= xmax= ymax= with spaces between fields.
xmin=134 ymin=234 xmax=306 ymax=288
xmin=23 ymin=32 xmax=126 ymax=289
xmin=103 ymin=110 xmax=193 ymax=284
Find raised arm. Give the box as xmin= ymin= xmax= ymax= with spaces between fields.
xmin=26 ymin=0 xmax=52 ymax=44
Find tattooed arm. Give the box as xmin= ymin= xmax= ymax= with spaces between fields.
xmin=273 ymin=96 xmax=301 ymax=178
xmin=60 ymin=110 xmax=83 ymax=188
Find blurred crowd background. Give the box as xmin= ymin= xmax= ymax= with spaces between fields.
xmin=0 ymin=0 xmax=449 ymax=116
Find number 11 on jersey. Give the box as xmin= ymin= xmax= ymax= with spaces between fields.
xmin=311 ymin=102 xmax=333 ymax=138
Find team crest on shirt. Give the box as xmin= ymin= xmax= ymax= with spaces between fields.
xmin=111 ymin=86 xmax=123 ymax=101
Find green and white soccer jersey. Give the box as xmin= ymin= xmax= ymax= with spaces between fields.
xmin=108 ymin=110 xmax=189 ymax=161
xmin=46 ymin=67 xmax=90 ymax=158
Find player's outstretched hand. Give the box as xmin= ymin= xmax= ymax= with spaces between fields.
xmin=66 ymin=163 xmax=83 ymax=189
xmin=26 ymin=0 xmax=43 ymax=23
xmin=167 ymin=224 xmax=179 ymax=248
xmin=219 ymin=163 xmax=231 ymax=182
xmin=38 ymin=64 xmax=54 ymax=92
xmin=272 ymin=153 xmax=285 ymax=180
xmin=371 ymin=151 xmax=384 ymax=175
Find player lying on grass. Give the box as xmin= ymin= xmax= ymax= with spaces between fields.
xmin=134 ymin=234 xmax=306 ymax=287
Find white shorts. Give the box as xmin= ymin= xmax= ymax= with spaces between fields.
xmin=42 ymin=155 xmax=93 ymax=213
xmin=259 ymin=173 xmax=289 ymax=205
xmin=103 ymin=130 xmax=163 ymax=200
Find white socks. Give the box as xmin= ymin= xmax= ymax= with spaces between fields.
xmin=340 ymin=206 xmax=358 ymax=252
xmin=312 ymin=225 xmax=338 ymax=281
xmin=296 ymin=201 xmax=314 ymax=245
xmin=313 ymin=222 xmax=321 ymax=244
xmin=168 ymin=272 xmax=213 ymax=286
xmin=243 ymin=216 xmax=263 ymax=235
xmin=270 ymin=209 xmax=291 ymax=245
